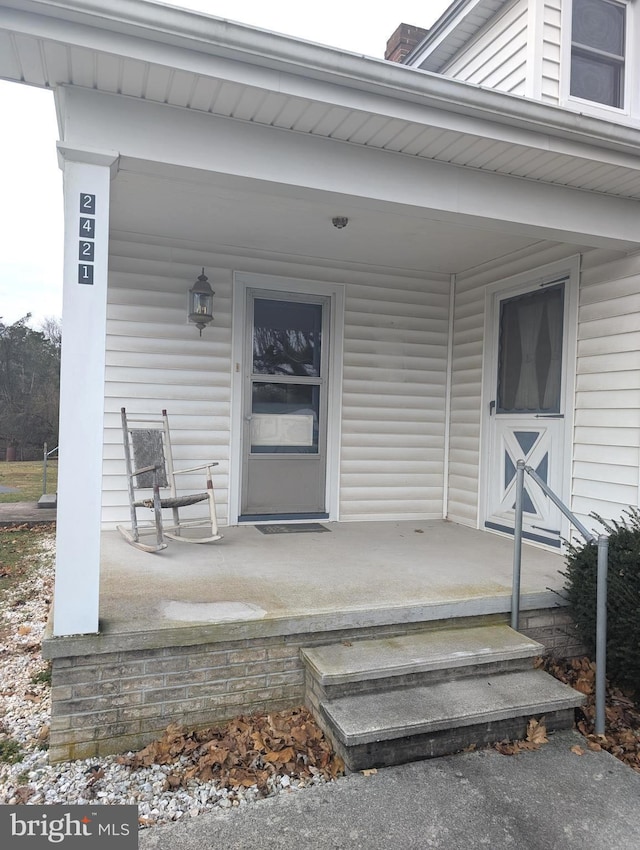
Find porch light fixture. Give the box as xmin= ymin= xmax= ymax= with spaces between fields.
xmin=332 ymin=216 xmax=348 ymax=229
xmin=188 ymin=268 xmax=214 ymax=336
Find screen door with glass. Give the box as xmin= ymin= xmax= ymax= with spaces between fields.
xmin=240 ymin=290 xmax=330 ymax=518
xmin=484 ymin=281 xmax=567 ymax=547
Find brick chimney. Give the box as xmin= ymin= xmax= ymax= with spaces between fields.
xmin=385 ymin=23 xmax=429 ymax=63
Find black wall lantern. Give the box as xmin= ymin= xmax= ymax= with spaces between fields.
xmin=188 ymin=268 xmax=214 ymax=336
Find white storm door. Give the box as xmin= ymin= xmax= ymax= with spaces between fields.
xmin=485 ymin=281 xmax=568 ymax=548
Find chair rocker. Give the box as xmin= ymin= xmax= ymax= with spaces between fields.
xmin=117 ymin=407 xmax=222 ymax=552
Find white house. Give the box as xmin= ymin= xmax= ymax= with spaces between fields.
xmin=1 ymin=0 xmax=639 ymax=760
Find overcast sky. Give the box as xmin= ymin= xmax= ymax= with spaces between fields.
xmin=0 ymin=0 xmax=451 ymax=327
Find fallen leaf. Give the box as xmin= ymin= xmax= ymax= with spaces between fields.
xmin=571 ymin=745 xmax=585 ymax=756
xmin=361 ymin=768 xmax=377 ymax=776
xmin=574 ymin=678 xmax=593 ymax=695
xmin=85 ymin=765 xmax=105 ymax=787
xmin=201 ymin=745 xmax=230 ymax=766
xmin=14 ymin=786 xmax=34 ymax=804
xmin=290 ymin=726 xmax=308 ymax=745
xmin=264 ymin=746 xmax=295 ymax=765
xmin=328 ymin=754 xmax=345 ymax=778
xmin=526 ymin=719 xmax=548 ymax=747
xmin=495 ymin=740 xmax=521 ymax=755
xmin=229 ymin=769 xmax=258 ymax=788
xmin=122 ymin=706 xmax=344 ymax=791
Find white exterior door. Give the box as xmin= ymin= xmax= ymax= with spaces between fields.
xmin=484 ymin=277 xmax=572 ymax=548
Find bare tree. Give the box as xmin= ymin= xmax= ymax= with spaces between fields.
xmin=40 ymin=316 xmax=62 ymax=349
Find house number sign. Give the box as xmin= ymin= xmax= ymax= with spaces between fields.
xmin=78 ymin=193 xmax=96 ymax=285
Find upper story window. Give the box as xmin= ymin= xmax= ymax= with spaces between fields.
xmin=570 ymin=0 xmax=626 ymax=108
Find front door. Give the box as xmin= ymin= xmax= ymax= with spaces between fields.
xmin=240 ymin=289 xmax=330 ymax=519
xmin=484 ymin=279 xmax=569 ymax=548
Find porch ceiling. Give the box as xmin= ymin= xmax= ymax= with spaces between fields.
xmin=110 ymin=165 xmax=557 ymax=276
xmin=4 ymin=0 xmax=640 ymax=205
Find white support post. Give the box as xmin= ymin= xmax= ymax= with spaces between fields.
xmin=53 ymin=146 xmax=118 ymax=636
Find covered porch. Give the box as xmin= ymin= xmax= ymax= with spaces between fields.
xmin=8 ymin=2 xmax=634 ymax=640
xmin=3 ymin=0 xmax=639 ymax=768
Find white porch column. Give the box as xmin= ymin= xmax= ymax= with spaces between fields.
xmin=53 ymin=146 xmax=118 ymax=636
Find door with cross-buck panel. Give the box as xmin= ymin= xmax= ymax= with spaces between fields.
xmin=484 ymin=278 xmax=571 ymax=549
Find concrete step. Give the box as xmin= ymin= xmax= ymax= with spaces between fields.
xmin=302 ymin=624 xmax=542 ymax=700
xmin=319 ymin=669 xmax=585 ymax=771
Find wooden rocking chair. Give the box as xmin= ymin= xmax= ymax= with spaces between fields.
xmin=117 ymin=407 xmax=222 ymax=552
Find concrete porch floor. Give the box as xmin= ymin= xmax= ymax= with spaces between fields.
xmin=43 ymin=520 xmax=574 ymax=761
xmin=88 ymin=520 xmax=567 ymax=652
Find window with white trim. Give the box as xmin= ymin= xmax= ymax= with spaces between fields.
xmin=570 ymin=0 xmax=626 ymax=108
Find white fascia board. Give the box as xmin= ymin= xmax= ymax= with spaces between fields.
xmin=51 ymin=68 xmax=640 ymax=183
xmin=64 ymin=88 xmax=640 ymax=251
xmin=4 ymin=0 xmax=640 ymax=162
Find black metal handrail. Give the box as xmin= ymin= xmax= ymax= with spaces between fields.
xmin=511 ymin=458 xmax=608 ymax=735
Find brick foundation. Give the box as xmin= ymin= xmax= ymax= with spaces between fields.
xmin=518 ymin=606 xmax=586 ymax=658
xmin=47 ymin=607 xmax=583 ymax=762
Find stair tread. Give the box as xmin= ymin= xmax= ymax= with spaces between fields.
xmin=321 ymin=669 xmax=585 ymax=746
xmin=302 ymin=625 xmax=542 ymax=685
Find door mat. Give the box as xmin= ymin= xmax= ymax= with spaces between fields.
xmin=256 ymin=523 xmax=330 ymax=534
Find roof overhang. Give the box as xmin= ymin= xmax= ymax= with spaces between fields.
xmin=404 ymin=0 xmax=510 ymax=72
xmin=1 ymin=0 xmax=640 ymax=205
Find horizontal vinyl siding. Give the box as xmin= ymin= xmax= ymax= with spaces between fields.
xmin=103 ymin=248 xmax=233 ymax=527
xmin=573 ymin=252 xmax=640 ymax=527
xmin=442 ymin=0 xmax=528 ymax=96
xmin=447 ymin=280 xmax=485 ymax=526
xmin=103 ymin=238 xmax=450 ymax=528
xmin=339 ymin=278 xmax=450 ymax=520
xmin=541 ymin=0 xmax=562 ymax=103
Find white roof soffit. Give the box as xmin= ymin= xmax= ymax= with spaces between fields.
xmin=2 ymin=0 xmax=640 ymax=200
xmin=405 ymin=0 xmax=510 ymax=72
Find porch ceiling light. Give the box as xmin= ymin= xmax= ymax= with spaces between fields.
xmin=188 ymin=268 xmax=214 ymax=336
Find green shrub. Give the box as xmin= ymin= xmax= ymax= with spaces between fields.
xmin=0 ymin=737 xmax=23 ymax=764
xmin=30 ymin=664 xmax=52 ymax=687
xmin=562 ymin=507 xmax=640 ymax=696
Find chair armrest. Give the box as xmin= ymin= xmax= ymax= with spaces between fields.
xmin=131 ymin=464 xmax=161 ymax=477
xmin=174 ymin=462 xmax=219 ymax=475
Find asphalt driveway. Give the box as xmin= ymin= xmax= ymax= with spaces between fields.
xmin=139 ymin=729 xmax=640 ymax=850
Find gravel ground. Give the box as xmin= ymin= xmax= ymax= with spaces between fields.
xmin=0 ymin=532 xmax=332 ymax=829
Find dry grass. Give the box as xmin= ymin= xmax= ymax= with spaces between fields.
xmin=0 ymin=461 xmax=57 ymax=504
xmin=0 ymin=524 xmax=55 ymax=609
